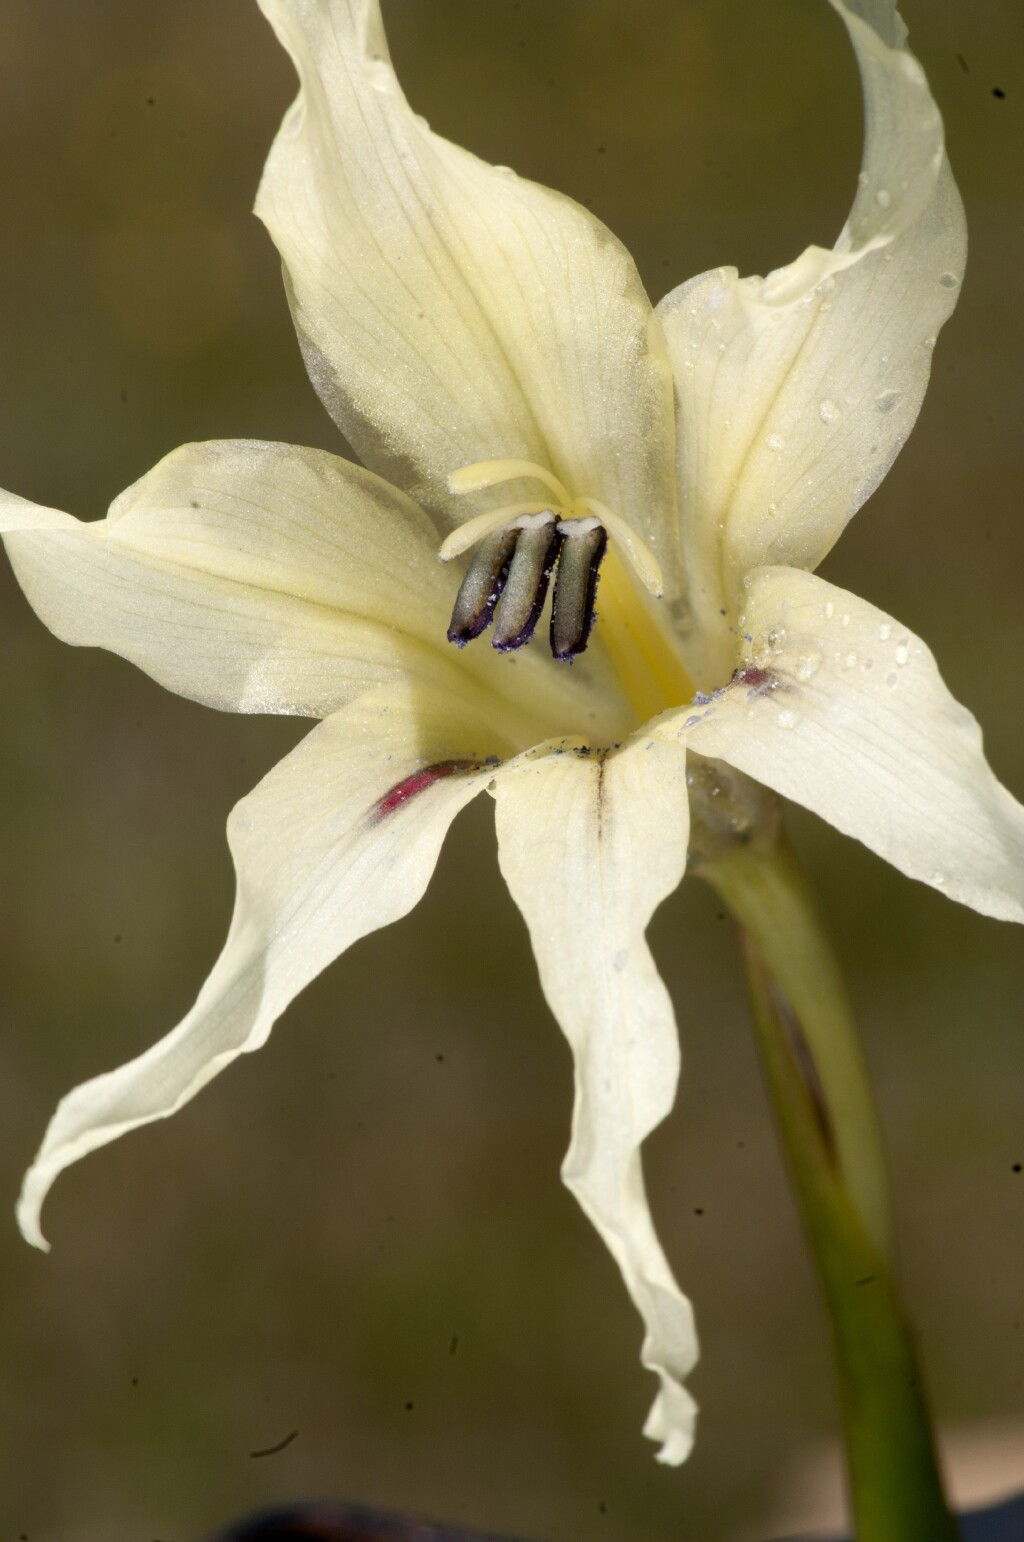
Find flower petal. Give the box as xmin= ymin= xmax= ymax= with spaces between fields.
xmin=680 ymin=568 xmax=1024 ymax=922
xmin=17 ymin=682 xmax=502 ymax=1250
xmin=493 ymin=735 xmax=698 ymax=1463
xmin=657 ymin=0 xmax=966 ymax=676
xmin=254 ymin=0 xmax=681 ymax=585
xmin=1 ymin=441 xmax=466 ymax=717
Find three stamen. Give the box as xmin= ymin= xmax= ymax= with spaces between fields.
xmin=442 ymin=459 xmax=662 ymax=662
xmin=447 ymin=512 xmax=608 ymax=660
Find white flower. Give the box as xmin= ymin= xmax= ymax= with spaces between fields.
xmin=1 ymin=0 xmax=1019 ymax=1466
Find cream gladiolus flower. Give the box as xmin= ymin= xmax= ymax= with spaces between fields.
xmin=2 ymin=0 xmax=1021 ymax=1467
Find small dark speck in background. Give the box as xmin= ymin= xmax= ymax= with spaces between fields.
xmin=957 ymin=53 xmax=970 ymax=73
xmin=993 ymin=86 xmax=1006 ymax=98
xmin=598 ymin=1500 xmax=608 ymax=1514
xmin=693 ymin=1207 xmax=704 ymax=1217
xmin=435 ymin=1052 xmax=445 ymax=1063
xmin=449 ymin=1335 xmax=459 ymax=1357
xmin=1013 ymin=1163 xmax=1021 ymax=1174
xmin=404 ymin=1400 xmax=415 ymax=1412
xmin=249 ymin=1429 xmax=299 ymax=1460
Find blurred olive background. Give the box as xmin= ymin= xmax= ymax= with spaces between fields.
xmin=0 ymin=2 xmax=1021 ymax=1539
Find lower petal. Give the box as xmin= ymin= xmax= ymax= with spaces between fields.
xmin=493 ymin=734 xmax=697 ymax=1463
xmin=682 ymin=568 xmax=1024 ymax=922
xmin=18 ymin=681 xmax=501 ymax=1250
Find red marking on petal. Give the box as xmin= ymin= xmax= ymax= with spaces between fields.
xmin=731 ymin=665 xmax=778 ymax=696
xmin=374 ymin=759 xmax=482 ymax=819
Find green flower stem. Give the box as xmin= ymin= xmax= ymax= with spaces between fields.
xmin=704 ymin=833 xmax=959 ymax=1542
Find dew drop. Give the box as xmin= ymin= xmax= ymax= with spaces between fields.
xmin=765 ymin=433 xmax=786 ymax=452
xmin=613 ymin=948 xmax=629 ymax=971
xmin=843 ymin=651 xmax=858 ymax=669
xmin=862 ymin=656 xmax=874 ymax=672
xmin=878 ymin=622 xmax=892 ymax=641
xmin=796 ymin=651 xmax=822 ymax=681
xmin=875 ymin=188 xmax=892 ymax=209
xmin=857 ymin=170 xmax=870 ymax=189
xmin=931 ymin=870 xmax=946 ymax=887
xmin=875 ymin=390 xmax=900 ymax=414
xmin=823 ymin=601 xmax=835 ymax=620
xmin=777 ymin=708 xmax=799 ymax=730
xmin=768 ymin=625 xmax=787 ymax=653
xmin=894 ymin=640 xmax=910 ymax=666
xmin=923 ymin=335 xmax=937 ymax=351
xmin=939 ymin=271 xmax=959 ymax=289
xmin=818 ymin=398 xmax=840 ymax=425
xmin=840 ymin=612 xmax=851 ymax=627
xmin=885 ymin=670 xmax=898 ymax=690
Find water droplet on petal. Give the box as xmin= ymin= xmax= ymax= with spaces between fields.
xmin=939 ymin=271 xmax=959 ymax=289
xmin=876 ymin=391 xmax=901 ymax=414
xmin=894 ymin=640 xmax=910 ymax=666
xmin=878 ymin=622 xmax=892 ymax=641
xmin=931 ymin=870 xmax=946 ymax=887
xmin=843 ymin=652 xmax=858 ymax=669
xmin=796 ymin=652 xmax=822 ymax=681
xmin=765 ymin=433 xmax=786 ymax=452
xmin=875 ymin=188 xmax=892 ymax=209
xmin=823 ymin=601 xmax=835 ymax=620
xmin=818 ymin=398 xmax=840 ymax=424
xmin=777 ymin=708 xmax=799 ymax=730
xmin=886 ymin=671 xmax=898 ymax=689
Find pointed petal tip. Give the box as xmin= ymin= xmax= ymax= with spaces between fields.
xmin=16 ymin=1176 xmax=52 ymax=1254
xmin=645 ymin=1380 xmax=698 ymax=1466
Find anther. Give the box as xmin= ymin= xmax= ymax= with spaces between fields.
xmin=550 ymin=519 xmax=608 ymax=661
xmin=446 ymin=526 xmax=519 ymax=646
xmin=491 ymin=515 xmax=563 ymax=652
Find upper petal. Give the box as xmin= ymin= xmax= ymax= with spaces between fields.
xmin=1 ymin=440 xmax=462 ymax=717
xmin=677 ymin=568 xmax=1024 ymax=923
xmin=493 ymin=734 xmax=698 ymax=1463
xmin=254 ymin=0 xmax=682 ymax=584
xmin=656 ymin=0 xmax=965 ymax=677
xmin=17 ymin=680 xmax=503 ymax=1250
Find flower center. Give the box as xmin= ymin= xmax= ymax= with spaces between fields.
xmin=440 ymin=459 xmax=697 ymax=723
xmin=440 ymin=459 xmax=663 ymax=661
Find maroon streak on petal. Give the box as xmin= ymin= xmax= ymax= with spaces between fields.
xmin=374 ymin=760 xmax=484 ymax=820
xmin=730 ymin=665 xmax=779 ymax=696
